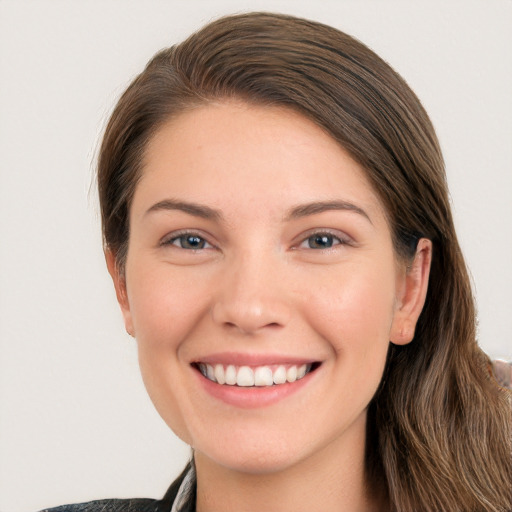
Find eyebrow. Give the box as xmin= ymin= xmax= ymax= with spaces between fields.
xmin=284 ymin=200 xmax=372 ymax=224
xmin=145 ymin=199 xmax=224 ymax=221
xmin=144 ymin=198 xmax=371 ymax=224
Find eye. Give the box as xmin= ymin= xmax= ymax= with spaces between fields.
xmin=298 ymin=232 xmax=346 ymax=249
xmin=162 ymin=232 xmax=213 ymax=250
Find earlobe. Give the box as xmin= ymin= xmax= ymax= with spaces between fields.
xmin=105 ymin=250 xmax=135 ymax=337
xmin=390 ymin=238 xmax=432 ymax=345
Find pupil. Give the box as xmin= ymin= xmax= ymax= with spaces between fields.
xmin=185 ymin=235 xmax=203 ymax=248
xmin=311 ymin=234 xmax=332 ymax=248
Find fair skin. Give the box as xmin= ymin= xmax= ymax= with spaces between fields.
xmin=107 ymin=102 xmax=431 ymax=512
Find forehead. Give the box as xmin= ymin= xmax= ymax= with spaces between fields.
xmin=135 ymin=101 xmax=387 ymax=225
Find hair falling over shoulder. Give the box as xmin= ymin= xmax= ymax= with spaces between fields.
xmin=97 ymin=12 xmax=512 ymax=511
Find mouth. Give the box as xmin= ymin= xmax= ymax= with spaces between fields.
xmin=193 ymin=362 xmax=321 ymax=387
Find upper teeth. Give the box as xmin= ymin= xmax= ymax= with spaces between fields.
xmin=198 ymin=363 xmax=312 ymax=387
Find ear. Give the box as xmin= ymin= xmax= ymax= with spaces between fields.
xmin=390 ymin=238 xmax=432 ymax=345
xmin=105 ymin=250 xmax=134 ymax=337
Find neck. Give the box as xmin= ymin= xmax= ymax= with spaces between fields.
xmin=194 ymin=415 xmax=387 ymax=512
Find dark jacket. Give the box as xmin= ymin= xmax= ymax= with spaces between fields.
xmin=40 ymin=499 xmax=165 ymax=512
xmin=40 ymin=463 xmax=195 ymax=512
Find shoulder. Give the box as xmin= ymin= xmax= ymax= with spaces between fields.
xmin=492 ymin=359 xmax=512 ymax=390
xmin=39 ymin=498 xmax=165 ymax=512
xmin=38 ymin=463 xmax=195 ymax=512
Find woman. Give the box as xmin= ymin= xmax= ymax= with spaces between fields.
xmin=43 ymin=12 xmax=511 ymax=512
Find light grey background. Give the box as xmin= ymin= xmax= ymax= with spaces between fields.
xmin=1 ymin=1 xmax=511 ymax=511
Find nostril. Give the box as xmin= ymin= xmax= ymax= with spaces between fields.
xmin=212 ymin=300 xmax=291 ymax=333
xmin=223 ymin=321 xmax=283 ymax=334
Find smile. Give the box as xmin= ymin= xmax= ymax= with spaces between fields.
xmin=196 ymin=363 xmax=314 ymax=387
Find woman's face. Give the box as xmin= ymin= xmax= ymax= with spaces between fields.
xmin=111 ymin=102 xmax=425 ymax=475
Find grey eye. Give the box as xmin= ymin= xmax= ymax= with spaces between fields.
xmin=174 ymin=235 xmax=207 ymax=249
xmin=307 ymin=234 xmax=338 ymax=249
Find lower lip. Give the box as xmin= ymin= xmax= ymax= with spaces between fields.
xmin=195 ymin=367 xmax=318 ymax=409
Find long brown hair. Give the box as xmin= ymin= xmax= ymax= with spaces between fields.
xmin=98 ymin=12 xmax=512 ymax=512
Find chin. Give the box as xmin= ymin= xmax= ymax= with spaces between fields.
xmin=194 ymin=433 xmax=309 ymax=475
xmin=203 ymin=450 xmax=302 ymax=476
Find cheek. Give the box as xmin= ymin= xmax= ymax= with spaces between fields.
xmin=126 ymin=262 xmax=212 ymax=349
xmin=304 ymin=266 xmax=396 ymax=341
xmin=300 ymin=264 xmax=396 ymax=389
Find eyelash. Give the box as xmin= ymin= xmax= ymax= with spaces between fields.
xmin=160 ymin=229 xmax=350 ymax=251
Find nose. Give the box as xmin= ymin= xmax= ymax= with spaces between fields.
xmin=211 ymin=249 xmax=292 ymax=335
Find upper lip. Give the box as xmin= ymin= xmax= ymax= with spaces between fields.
xmin=192 ymin=352 xmax=319 ymax=367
